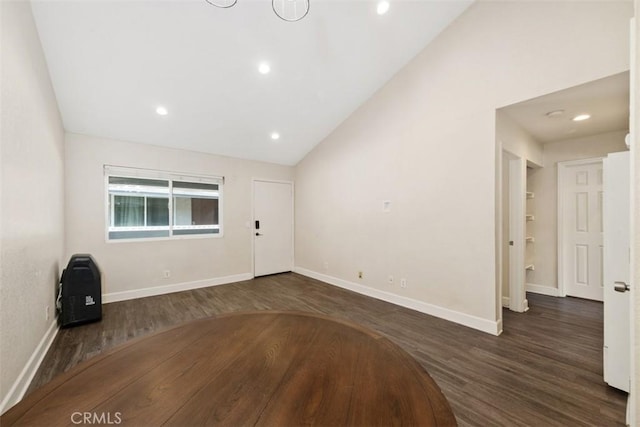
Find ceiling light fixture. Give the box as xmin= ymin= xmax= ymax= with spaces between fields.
xmin=270 ymin=132 xmax=280 ymax=140
xmin=205 ymin=0 xmax=309 ymax=22
xmin=156 ymin=106 xmax=168 ymax=116
xmin=545 ymin=110 xmax=564 ymax=118
xmin=258 ymin=62 xmax=271 ymax=75
xmin=205 ymin=0 xmax=236 ymax=8
xmin=572 ymin=114 xmax=591 ymax=122
xmin=377 ymin=1 xmax=390 ymax=15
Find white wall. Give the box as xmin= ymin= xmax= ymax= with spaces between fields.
xmin=294 ymin=1 xmax=632 ymax=333
xmin=527 ymin=130 xmax=628 ymax=291
xmin=65 ymin=134 xmax=293 ymax=298
xmin=497 ymin=110 xmax=544 ymax=167
xmin=632 ymin=1 xmax=639 ymax=422
xmin=0 ymin=0 xmax=65 ymax=411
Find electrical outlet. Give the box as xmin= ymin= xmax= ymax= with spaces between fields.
xmin=358 ymin=271 xmax=363 ymax=279
xmin=388 ymin=275 xmax=394 ymax=285
xmin=400 ymin=278 xmax=407 ymax=288
xmin=45 ymin=306 xmax=50 ymax=321
xmin=163 ymin=270 xmax=171 ymax=278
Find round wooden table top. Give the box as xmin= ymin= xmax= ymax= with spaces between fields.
xmin=2 ymin=311 xmax=456 ymax=426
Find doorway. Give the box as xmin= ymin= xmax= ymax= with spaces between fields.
xmin=496 ymin=72 xmax=629 ymax=320
xmin=494 ymin=72 xmax=632 ymax=418
xmin=253 ymin=179 xmax=294 ymax=277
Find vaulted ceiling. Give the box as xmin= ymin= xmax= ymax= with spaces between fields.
xmin=31 ymin=0 xmax=473 ymax=165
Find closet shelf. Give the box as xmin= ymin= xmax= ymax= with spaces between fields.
xmin=525 ymin=264 xmax=535 ymax=271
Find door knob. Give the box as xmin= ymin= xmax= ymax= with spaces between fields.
xmin=255 ymin=232 xmax=262 ymax=236
xmin=613 ymin=281 xmax=630 ymax=293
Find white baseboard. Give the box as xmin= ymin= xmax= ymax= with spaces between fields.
xmin=502 ymin=296 xmax=510 ymax=307
xmin=0 ymin=319 xmax=59 ymax=415
xmin=526 ymin=283 xmax=560 ymax=297
xmin=1 ymin=273 xmax=252 ymax=414
xmin=294 ymin=267 xmax=501 ymax=336
xmin=103 ymin=273 xmax=253 ymax=303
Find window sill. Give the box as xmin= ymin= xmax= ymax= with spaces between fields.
xmin=105 ymin=232 xmax=224 ymax=244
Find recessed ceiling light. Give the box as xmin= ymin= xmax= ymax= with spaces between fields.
xmin=545 ymin=110 xmax=564 ymax=118
xmin=156 ymin=106 xmax=168 ymax=116
xmin=270 ymin=132 xmax=280 ymax=140
xmin=377 ymin=0 xmax=390 ymax=15
xmin=258 ymin=62 xmax=271 ymax=75
xmin=573 ymin=114 xmax=591 ymax=122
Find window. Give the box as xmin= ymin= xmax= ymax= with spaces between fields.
xmin=172 ymin=181 xmax=220 ymax=235
xmin=105 ymin=166 xmax=222 ymax=241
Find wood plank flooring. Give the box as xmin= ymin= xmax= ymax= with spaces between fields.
xmin=5 ymin=312 xmax=455 ymax=426
xmin=27 ymin=273 xmax=627 ymax=426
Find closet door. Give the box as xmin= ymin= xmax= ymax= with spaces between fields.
xmin=559 ymin=158 xmax=604 ymax=301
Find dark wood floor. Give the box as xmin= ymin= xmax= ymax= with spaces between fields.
xmin=8 ymin=312 xmax=455 ymax=426
xmin=28 ymin=273 xmax=627 ymax=426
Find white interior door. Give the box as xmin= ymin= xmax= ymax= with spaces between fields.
xmin=253 ymin=180 xmax=293 ymax=277
xmin=559 ymin=158 xmax=604 ymax=301
xmin=603 ymin=151 xmax=631 ymax=392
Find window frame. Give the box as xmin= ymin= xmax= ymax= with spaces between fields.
xmin=104 ymin=165 xmax=224 ymax=243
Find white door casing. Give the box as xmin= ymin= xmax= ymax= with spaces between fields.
xmin=558 ymin=158 xmax=604 ymax=301
xmin=603 ymin=151 xmax=631 ymax=393
xmin=627 ymin=16 xmax=637 ymax=427
xmin=508 ymin=155 xmax=527 ymax=312
xmin=253 ymin=180 xmax=294 ymax=277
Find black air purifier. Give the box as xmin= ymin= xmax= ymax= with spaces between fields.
xmin=57 ymin=254 xmax=102 ymax=328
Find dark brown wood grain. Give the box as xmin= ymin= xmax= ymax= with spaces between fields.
xmin=17 ymin=272 xmax=628 ymax=426
xmin=2 ymin=312 xmax=456 ymax=426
